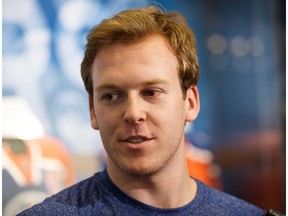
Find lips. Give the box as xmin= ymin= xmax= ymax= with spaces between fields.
xmin=120 ymin=135 xmax=152 ymax=144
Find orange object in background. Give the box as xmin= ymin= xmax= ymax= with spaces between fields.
xmin=2 ymin=136 xmax=75 ymax=215
xmin=32 ymin=136 xmax=75 ymax=193
xmin=185 ymin=140 xmax=222 ymax=190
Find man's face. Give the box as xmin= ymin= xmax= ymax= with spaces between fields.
xmin=90 ymin=35 xmax=199 ymax=176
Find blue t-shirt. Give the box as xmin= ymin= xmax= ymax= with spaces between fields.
xmin=18 ymin=170 xmax=264 ymax=215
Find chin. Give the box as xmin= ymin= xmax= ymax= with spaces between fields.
xmin=119 ymin=161 xmax=165 ymax=177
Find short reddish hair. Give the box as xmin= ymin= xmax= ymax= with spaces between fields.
xmin=81 ymin=6 xmax=199 ymax=97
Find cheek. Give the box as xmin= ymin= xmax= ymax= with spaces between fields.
xmin=155 ymin=103 xmax=186 ymax=129
xmin=95 ymin=106 xmax=120 ymax=132
xmin=168 ymin=98 xmax=186 ymax=117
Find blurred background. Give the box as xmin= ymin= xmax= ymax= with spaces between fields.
xmin=2 ymin=0 xmax=285 ymax=215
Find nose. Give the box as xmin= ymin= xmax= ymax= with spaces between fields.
xmin=123 ymin=95 xmax=146 ymax=125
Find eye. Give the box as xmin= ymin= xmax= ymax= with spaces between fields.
xmin=102 ymin=93 xmax=123 ymax=102
xmin=142 ymin=89 xmax=163 ymax=98
xmin=142 ymin=89 xmax=156 ymax=97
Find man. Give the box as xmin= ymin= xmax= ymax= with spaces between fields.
xmin=19 ymin=6 xmax=264 ymax=215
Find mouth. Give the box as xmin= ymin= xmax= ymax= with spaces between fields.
xmin=120 ymin=136 xmax=153 ymax=144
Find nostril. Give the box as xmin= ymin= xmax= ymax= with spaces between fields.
xmin=124 ymin=108 xmax=145 ymax=124
xmin=124 ymin=115 xmax=145 ymax=124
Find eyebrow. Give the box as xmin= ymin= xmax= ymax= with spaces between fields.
xmin=95 ymin=83 xmax=120 ymax=92
xmin=94 ymin=78 xmax=170 ymax=92
xmin=144 ymin=78 xmax=170 ymax=86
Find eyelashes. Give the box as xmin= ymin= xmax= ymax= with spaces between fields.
xmin=99 ymin=89 xmax=163 ymax=104
xmin=101 ymin=92 xmax=124 ymax=102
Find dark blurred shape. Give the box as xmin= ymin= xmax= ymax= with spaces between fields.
xmin=214 ymin=130 xmax=285 ymax=212
xmin=263 ymin=209 xmax=286 ymax=216
xmin=198 ymin=0 xmax=285 ymax=212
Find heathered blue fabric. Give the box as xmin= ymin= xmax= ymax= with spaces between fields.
xmin=18 ymin=170 xmax=264 ymax=216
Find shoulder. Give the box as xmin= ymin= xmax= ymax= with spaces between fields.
xmin=17 ymin=171 xmax=106 ymax=215
xmin=46 ymin=171 xmax=103 ymax=204
xmin=17 ymin=201 xmax=77 ymax=215
xmin=195 ymin=179 xmax=264 ymax=216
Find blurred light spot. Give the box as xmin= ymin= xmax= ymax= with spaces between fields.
xmin=59 ymin=0 xmax=100 ymax=32
xmin=230 ymin=36 xmax=250 ymax=57
xmin=25 ymin=29 xmax=51 ymax=74
xmin=57 ymin=33 xmax=83 ymax=87
xmin=209 ymin=54 xmax=229 ymax=71
xmin=25 ymin=28 xmax=50 ymax=46
xmin=3 ymin=0 xmax=36 ymax=22
xmin=3 ymin=97 xmax=45 ymax=140
xmin=232 ymin=56 xmax=252 ymax=73
xmin=3 ymin=0 xmax=46 ymax=28
xmin=207 ymin=33 xmax=228 ymax=54
xmin=249 ymin=36 xmax=265 ymax=57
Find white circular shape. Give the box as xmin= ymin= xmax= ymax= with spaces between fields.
xmin=207 ymin=33 xmax=228 ymax=54
xmin=58 ymin=0 xmax=100 ymax=32
xmin=230 ymin=36 xmax=250 ymax=57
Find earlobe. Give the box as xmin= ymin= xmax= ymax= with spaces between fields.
xmin=185 ymin=86 xmax=200 ymax=122
xmin=89 ymin=96 xmax=99 ymax=130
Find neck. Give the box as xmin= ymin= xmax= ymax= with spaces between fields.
xmin=106 ymin=144 xmax=197 ymax=208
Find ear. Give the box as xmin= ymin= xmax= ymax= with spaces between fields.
xmin=185 ymin=86 xmax=200 ymax=122
xmin=89 ymin=96 xmax=99 ymax=130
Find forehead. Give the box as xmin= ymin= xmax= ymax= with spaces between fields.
xmin=93 ymin=35 xmax=177 ymax=71
xmin=91 ymin=34 xmax=179 ymax=90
